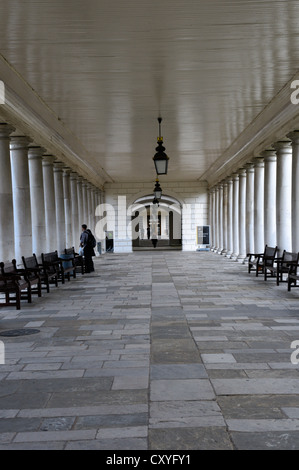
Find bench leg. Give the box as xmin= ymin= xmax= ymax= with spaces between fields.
xmin=38 ymin=281 xmax=42 ymax=297
xmin=16 ymin=290 xmax=21 ymax=310
xmin=27 ymin=286 xmax=32 ymax=303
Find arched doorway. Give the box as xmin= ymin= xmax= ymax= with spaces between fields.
xmin=131 ymin=195 xmax=182 ymax=251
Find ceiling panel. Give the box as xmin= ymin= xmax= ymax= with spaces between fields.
xmin=0 ymin=0 xmax=299 ymax=183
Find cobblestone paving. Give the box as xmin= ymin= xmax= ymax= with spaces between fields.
xmin=0 ymin=251 xmax=299 ymax=449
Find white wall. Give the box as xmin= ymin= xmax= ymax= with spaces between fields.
xmin=97 ymin=181 xmax=208 ymax=252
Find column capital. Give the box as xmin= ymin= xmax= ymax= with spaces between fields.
xmin=10 ymin=135 xmax=32 ymax=150
xmin=238 ymin=168 xmax=247 ymax=178
xmin=0 ymin=123 xmax=15 ymax=139
xmin=286 ymin=130 xmax=299 ymax=143
xmin=261 ymin=148 xmax=277 ymax=162
xmin=53 ymin=161 xmax=65 ymax=172
xmin=42 ymin=155 xmax=56 ymax=166
xmin=70 ymin=171 xmax=78 ymax=181
xmin=244 ymin=162 xmax=254 ymax=172
xmin=253 ymin=156 xmax=264 ymax=167
xmin=28 ymin=146 xmax=46 ymax=160
xmin=62 ymin=167 xmax=72 ymax=175
xmin=273 ymin=140 xmax=292 ymax=153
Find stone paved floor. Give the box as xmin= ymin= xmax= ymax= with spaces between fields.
xmin=0 ymin=251 xmax=299 ymax=450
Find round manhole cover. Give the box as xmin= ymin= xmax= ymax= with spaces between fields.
xmin=0 ymin=328 xmax=40 ymax=337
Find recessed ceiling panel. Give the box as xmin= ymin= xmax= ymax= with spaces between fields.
xmin=0 ymin=0 xmax=299 ymax=182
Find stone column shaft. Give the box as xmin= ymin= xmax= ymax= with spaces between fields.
xmin=231 ymin=173 xmax=239 ymax=260
xmin=10 ymin=136 xmax=32 ymax=263
xmin=222 ymin=181 xmax=228 ymax=254
xmin=63 ymin=168 xmax=72 ymax=248
xmin=77 ymin=177 xmax=84 ymax=228
xmin=42 ymin=156 xmax=57 ymax=252
xmin=238 ymin=169 xmax=247 ymax=261
xmin=0 ymin=124 xmax=15 ymax=262
xmin=226 ymin=177 xmax=233 ymax=257
xmin=274 ymin=140 xmax=292 ymax=254
xmin=70 ymin=172 xmax=79 ymax=249
xmin=28 ymin=147 xmax=46 ymax=255
xmin=287 ymin=131 xmax=299 ymax=251
xmin=263 ymin=149 xmax=277 ymax=247
xmin=245 ymin=163 xmax=255 ymax=255
xmin=254 ymin=157 xmax=265 ymax=254
xmin=53 ymin=161 xmax=66 ymax=254
xmin=217 ymin=184 xmax=223 ymax=254
xmin=82 ymin=180 xmax=88 ymax=225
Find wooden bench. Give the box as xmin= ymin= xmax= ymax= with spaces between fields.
xmin=41 ymin=251 xmax=75 ymax=284
xmin=0 ymin=260 xmax=32 ymax=308
xmin=247 ymin=245 xmax=278 ymax=277
xmin=22 ymin=253 xmax=57 ymax=294
xmin=288 ymin=261 xmax=299 ymax=292
xmin=265 ymin=250 xmax=299 ymax=285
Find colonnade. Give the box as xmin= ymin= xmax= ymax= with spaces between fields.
xmin=209 ymin=130 xmax=299 ymax=260
xmin=0 ymin=123 xmax=103 ymax=263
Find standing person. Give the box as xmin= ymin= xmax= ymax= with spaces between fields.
xmin=80 ymin=224 xmax=95 ymax=273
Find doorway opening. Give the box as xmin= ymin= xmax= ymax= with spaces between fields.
xmin=131 ymin=195 xmax=182 ymax=251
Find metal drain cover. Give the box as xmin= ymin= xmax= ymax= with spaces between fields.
xmin=0 ymin=328 xmax=40 ymax=337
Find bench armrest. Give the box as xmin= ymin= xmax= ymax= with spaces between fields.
xmin=0 ymin=272 xmax=22 ymax=281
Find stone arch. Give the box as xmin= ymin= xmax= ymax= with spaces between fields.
xmin=129 ymin=191 xmax=183 ymax=250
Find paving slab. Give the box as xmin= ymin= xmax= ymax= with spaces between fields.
xmin=0 ymin=251 xmax=299 ymax=449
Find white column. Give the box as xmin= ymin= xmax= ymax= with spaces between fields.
xmin=238 ymin=168 xmax=247 ymax=261
xmin=28 ymin=146 xmax=46 ymax=255
xmin=53 ymin=161 xmax=66 ymax=254
xmin=222 ymin=181 xmax=228 ymax=255
xmin=214 ymin=186 xmax=219 ymax=252
xmin=63 ymin=168 xmax=72 ymax=249
xmin=208 ymin=189 xmax=213 ymax=248
xmin=0 ymin=124 xmax=15 ymax=262
xmin=217 ymin=183 xmax=223 ymax=254
xmin=245 ymin=162 xmax=255 ymax=255
xmin=254 ymin=157 xmax=265 ymax=254
xmin=226 ymin=177 xmax=233 ymax=258
xmin=231 ymin=173 xmax=239 ymax=260
xmin=10 ymin=136 xmax=32 ymax=263
xmin=210 ymin=188 xmax=216 ymax=250
xmin=82 ymin=180 xmax=88 ymax=225
xmin=91 ymin=187 xmax=97 ymax=235
xmin=263 ymin=149 xmax=277 ymax=247
xmin=274 ymin=140 xmax=292 ymax=254
xmin=70 ymin=171 xmax=79 ymax=249
xmin=287 ymin=131 xmax=299 ymax=251
xmin=42 ymin=155 xmax=57 ymax=252
xmin=87 ymin=183 xmax=92 ymax=230
xmin=77 ymin=176 xmax=84 ymax=229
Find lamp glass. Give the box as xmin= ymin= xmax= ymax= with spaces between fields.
xmin=154 ymin=158 xmax=168 ymax=175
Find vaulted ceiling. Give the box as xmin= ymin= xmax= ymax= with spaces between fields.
xmin=0 ymin=0 xmax=299 ymax=188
